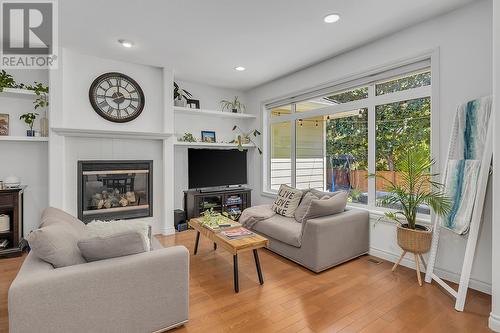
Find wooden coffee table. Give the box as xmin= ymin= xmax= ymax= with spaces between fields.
xmin=189 ymin=218 xmax=269 ymax=293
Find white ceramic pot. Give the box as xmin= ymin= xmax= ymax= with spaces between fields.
xmin=3 ymin=176 xmax=20 ymax=188
xmin=0 ymin=214 xmax=10 ymax=232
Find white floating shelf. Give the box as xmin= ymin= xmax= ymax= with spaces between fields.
xmin=0 ymin=136 xmax=48 ymax=142
xmin=174 ymin=141 xmax=255 ymax=149
xmin=51 ymin=127 xmax=173 ymax=140
xmin=174 ymin=106 xmax=256 ymax=119
xmin=1 ymin=88 xmax=42 ymax=98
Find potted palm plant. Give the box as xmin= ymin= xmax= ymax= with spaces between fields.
xmin=371 ymin=150 xmax=451 ymax=284
xmin=220 ymin=96 xmax=245 ymax=113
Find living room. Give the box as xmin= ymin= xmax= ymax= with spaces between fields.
xmin=0 ymin=0 xmax=499 ymax=332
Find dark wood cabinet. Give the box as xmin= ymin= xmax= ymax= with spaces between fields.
xmin=0 ymin=186 xmax=26 ymax=258
xmin=184 ymin=188 xmax=251 ymax=221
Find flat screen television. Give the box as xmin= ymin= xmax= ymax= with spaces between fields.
xmin=188 ymin=148 xmax=247 ymax=189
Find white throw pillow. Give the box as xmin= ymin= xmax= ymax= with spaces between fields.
xmin=86 ymin=219 xmax=152 ymax=251
xmin=272 ymin=184 xmax=303 ymax=217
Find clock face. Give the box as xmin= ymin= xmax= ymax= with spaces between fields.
xmin=89 ymin=72 xmax=145 ymax=123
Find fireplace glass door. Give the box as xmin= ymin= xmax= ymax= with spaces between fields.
xmin=78 ymin=161 xmax=153 ymax=222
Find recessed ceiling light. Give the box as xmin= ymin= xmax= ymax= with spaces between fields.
xmin=118 ymin=39 xmax=134 ymax=48
xmin=235 ymin=66 xmax=246 ymax=71
xmin=324 ymin=13 xmax=340 ymax=23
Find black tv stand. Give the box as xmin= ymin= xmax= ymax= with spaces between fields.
xmin=183 ymin=187 xmax=251 ymax=220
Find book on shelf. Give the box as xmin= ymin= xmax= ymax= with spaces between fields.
xmin=226 ymin=198 xmax=242 ymax=205
xmin=227 ymin=207 xmax=241 ymax=215
xmin=220 ymin=227 xmax=254 ymax=239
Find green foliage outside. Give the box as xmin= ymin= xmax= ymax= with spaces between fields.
xmin=325 ymin=72 xmax=431 ymax=172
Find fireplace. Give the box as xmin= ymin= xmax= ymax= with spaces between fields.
xmin=77 ymin=160 xmax=153 ymax=223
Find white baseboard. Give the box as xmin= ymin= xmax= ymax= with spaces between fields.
xmin=489 ymin=313 xmax=500 ymax=332
xmin=369 ymin=247 xmax=492 ymax=294
xmin=159 ymin=226 xmax=176 ymax=235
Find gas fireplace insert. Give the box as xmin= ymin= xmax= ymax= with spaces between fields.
xmin=77 ymin=160 xmax=153 ymax=223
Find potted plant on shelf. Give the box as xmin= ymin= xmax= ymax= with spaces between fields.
xmin=370 ymin=150 xmax=451 ymax=285
xmin=173 ymin=82 xmax=192 ymax=107
xmin=27 ymin=82 xmax=49 ymax=137
xmin=19 ymin=112 xmax=39 ymax=137
xmin=220 ymin=96 xmax=245 ymax=113
xmin=231 ymin=125 xmax=262 ymax=154
xmin=0 ymin=70 xmax=16 ymax=92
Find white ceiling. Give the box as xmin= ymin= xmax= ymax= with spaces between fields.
xmin=60 ymin=0 xmax=477 ymax=90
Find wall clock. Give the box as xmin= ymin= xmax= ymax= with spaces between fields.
xmin=89 ymin=72 xmax=145 ymax=123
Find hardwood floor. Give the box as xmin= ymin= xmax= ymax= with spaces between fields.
xmin=0 ymin=230 xmax=492 ymax=332
xmin=0 ymin=254 xmax=25 ymax=333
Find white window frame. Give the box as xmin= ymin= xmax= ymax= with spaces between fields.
xmin=262 ymin=50 xmax=440 ymax=221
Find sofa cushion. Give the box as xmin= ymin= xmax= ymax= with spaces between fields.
xmin=78 ymin=231 xmax=148 ymax=262
xmin=39 ymin=207 xmax=86 ymax=231
xmin=272 ymin=184 xmax=303 ymax=217
xmin=252 ymin=214 xmax=302 ymax=247
xmin=309 ymin=188 xmax=342 ymax=199
xmin=295 ymin=190 xmax=346 ymax=222
xmin=294 ymin=192 xmax=318 ymax=223
xmin=27 ymin=223 xmax=87 ymax=268
xmin=304 ymin=191 xmax=349 ymax=220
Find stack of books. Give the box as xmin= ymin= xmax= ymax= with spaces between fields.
xmin=226 ymin=196 xmax=242 ymax=206
xmin=220 ymin=227 xmax=253 ymax=240
xmin=227 ymin=207 xmax=242 ymax=215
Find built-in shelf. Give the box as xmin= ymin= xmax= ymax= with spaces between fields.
xmin=174 ymin=141 xmax=255 ymax=148
xmin=0 ymin=136 xmax=48 ymax=142
xmin=1 ymin=88 xmax=44 ymax=98
xmin=51 ymin=127 xmax=173 ymax=140
xmin=174 ymin=106 xmax=256 ymax=119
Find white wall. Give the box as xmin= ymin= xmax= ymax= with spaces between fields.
xmin=0 ymin=143 xmax=48 ymax=233
xmin=61 ymin=49 xmax=164 ymax=133
xmin=246 ymin=0 xmax=493 ymax=292
xmin=490 ymin=0 xmax=500 ymax=330
xmin=175 ymin=79 xmax=247 ymax=111
xmin=0 ymin=69 xmax=49 ymax=233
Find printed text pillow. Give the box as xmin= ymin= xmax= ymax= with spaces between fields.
xmin=272 ymin=185 xmax=303 ymax=217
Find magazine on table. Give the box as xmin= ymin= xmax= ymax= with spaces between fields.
xmin=220 ymin=227 xmax=254 ymax=239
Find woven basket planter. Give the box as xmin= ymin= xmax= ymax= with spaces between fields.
xmin=396 ymin=224 xmax=432 ymax=254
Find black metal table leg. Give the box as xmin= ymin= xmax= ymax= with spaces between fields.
xmin=214 ymin=242 xmax=217 ymax=250
xmin=233 ymin=254 xmax=239 ymax=293
xmin=253 ymin=249 xmax=264 ymax=285
xmin=194 ymin=231 xmax=200 ymax=255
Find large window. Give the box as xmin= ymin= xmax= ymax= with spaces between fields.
xmin=266 ymin=66 xmax=432 ymax=213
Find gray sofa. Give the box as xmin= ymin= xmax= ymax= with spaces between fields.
xmin=246 ymin=206 xmax=369 ymax=272
xmin=8 ymin=208 xmax=189 ymax=333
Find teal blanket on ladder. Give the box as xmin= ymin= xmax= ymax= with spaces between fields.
xmin=442 ymin=96 xmax=492 ymax=235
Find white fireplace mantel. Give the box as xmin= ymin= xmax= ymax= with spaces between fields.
xmin=51 ymin=127 xmax=173 ymax=140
